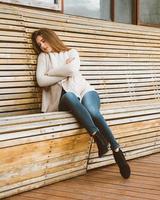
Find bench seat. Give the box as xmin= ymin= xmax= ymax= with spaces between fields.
xmin=0 ymin=2 xmax=160 ymax=198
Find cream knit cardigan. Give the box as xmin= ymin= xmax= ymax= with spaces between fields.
xmin=36 ymin=49 xmax=94 ymax=112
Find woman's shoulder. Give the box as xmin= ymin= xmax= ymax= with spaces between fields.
xmin=68 ymin=48 xmax=78 ymax=53
xmin=37 ymin=52 xmax=49 ymax=65
xmin=68 ymin=48 xmax=79 ymax=56
xmin=38 ymin=52 xmax=47 ymax=59
xmin=37 ymin=52 xmax=51 ymax=62
xmin=39 ymin=52 xmax=49 ymax=56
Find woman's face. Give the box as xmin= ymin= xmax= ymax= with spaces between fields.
xmin=36 ymin=35 xmax=53 ymax=53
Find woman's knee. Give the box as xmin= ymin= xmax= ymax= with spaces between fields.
xmin=82 ymin=91 xmax=100 ymax=110
xmin=62 ymin=92 xmax=76 ymax=101
xmin=61 ymin=92 xmax=80 ymax=106
xmin=87 ymin=106 xmax=101 ymax=120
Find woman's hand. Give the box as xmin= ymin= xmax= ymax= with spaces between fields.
xmin=66 ymin=57 xmax=75 ymax=64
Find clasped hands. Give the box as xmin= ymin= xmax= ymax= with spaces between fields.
xmin=65 ymin=57 xmax=75 ymax=64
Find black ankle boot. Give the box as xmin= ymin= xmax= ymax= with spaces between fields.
xmin=92 ymin=131 xmax=109 ymax=158
xmin=113 ymin=148 xmax=131 ymax=179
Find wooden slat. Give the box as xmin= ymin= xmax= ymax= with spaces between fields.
xmin=0 ymin=30 xmax=25 ymax=36
xmin=0 ymin=24 xmax=25 ymax=31
xmin=0 ymin=59 xmax=35 ymax=64
xmin=0 ymin=87 xmax=39 ymax=94
xmin=0 ymin=36 xmax=27 ymax=42
xmin=0 ymin=64 xmax=35 ymax=70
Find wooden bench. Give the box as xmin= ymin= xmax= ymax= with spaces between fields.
xmin=0 ymin=2 xmax=160 ymax=198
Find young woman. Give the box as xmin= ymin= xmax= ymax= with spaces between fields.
xmin=32 ymin=28 xmax=131 ymax=179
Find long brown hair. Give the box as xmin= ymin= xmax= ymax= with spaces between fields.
xmin=31 ymin=28 xmax=70 ymax=54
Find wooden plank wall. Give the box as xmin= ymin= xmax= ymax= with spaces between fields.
xmin=0 ymin=2 xmax=160 ymax=199
xmin=0 ymin=5 xmax=41 ymax=117
xmin=1 ymin=2 xmax=160 ymax=117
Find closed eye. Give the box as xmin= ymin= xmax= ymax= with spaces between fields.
xmin=37 ymin=39 xmax=45 ymax=48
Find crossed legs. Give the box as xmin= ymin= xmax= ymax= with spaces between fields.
xmin=59 ymin=90 xmax=131 ymax=178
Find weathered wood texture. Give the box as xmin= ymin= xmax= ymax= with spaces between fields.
xmin=0 ymin=112 xmax=91 ymax=199
xmin=4 ymin=153 xmax=160 ymax=200
xmin=0 ymin=2 xmax=160 ymax=199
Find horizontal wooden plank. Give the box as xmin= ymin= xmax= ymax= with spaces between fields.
xmin=0 ymin=71 xmax=35 ymax=77
xmin=0 ymin=54 xmax=35 ymax=59
xmin=0 ymin=87 xmax=39 ymax=94
xmin=0 ymin=98 xmax=40 ymax=106
xmin=0 ymin=6 xmax=19 ymax=15
xmin=2 ymin=71 xmax=160 ymax=79
xmin=0 ymin=64 xmax=35 ymax=70
xmin=0 ymin=12 xmax=23 ymax=20
xmin=0 ymin=18 xmax=24 ymax=26
xmin=0 ymin=24 xmax=25 ymax=31
xmin=0 ymin=110 xmax=40 ymax=118
xmin=0 ymin=92 xmax=40 ymax=100
xmin=3 ymin=52 xmax=160 ymax=59
xmin=0 ymin=49 xmax=34 ymax=54
xmin=0 ymin=59 xmax=35 ymax=64
xmin=81 ymin=66 xmax=160 ymax=71
xmin=79 ymin=53 xmax=160 ymax=58
xmin=0 ymin=36 xmax=27 ymax=42
xmin=4 ymin=64 xmax=158 ymax=71
xmin=81 ymin=61 xmax=160 ymax=66
xmin=21 ymin=10 xmax=160 ymax=37
xmin=0 ymin=43 xmax=31 ymax=48
xmin=0 ymin=82 xmax=36 ymax=87
xmin=0 ymin=103 xmax=40 ymax=112
xmin=0 ymin=30 xmax=25 ymax=37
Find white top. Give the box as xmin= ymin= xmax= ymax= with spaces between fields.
xmin=36 ymin=49 xmax=94 ymax=112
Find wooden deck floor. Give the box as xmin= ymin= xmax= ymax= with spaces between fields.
xmin=4 ymin=153 xmax=160 ymax=200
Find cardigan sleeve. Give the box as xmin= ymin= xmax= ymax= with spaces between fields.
xmin=36 ymin=53 xmax=65 ymax=87
xmin=47 ymin=49 xmax=80 ymax=77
